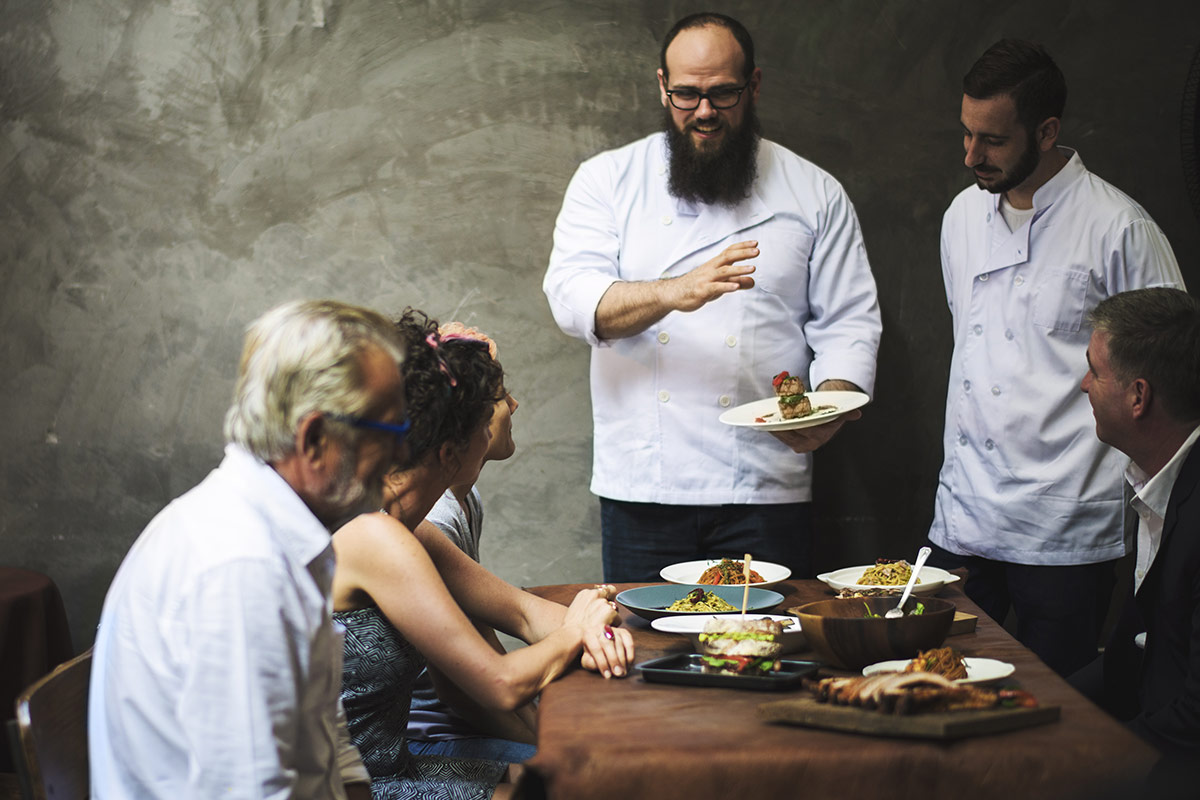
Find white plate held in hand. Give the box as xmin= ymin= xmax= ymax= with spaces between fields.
xmin=719 ymin=391 xmax=870 ymax=432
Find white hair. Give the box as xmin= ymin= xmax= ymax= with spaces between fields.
xmin=223 ymin=299 xmax=404 ymax=462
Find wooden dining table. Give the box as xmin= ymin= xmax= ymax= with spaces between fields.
xmin=521 ymin=578 xmax=1159 ymax=800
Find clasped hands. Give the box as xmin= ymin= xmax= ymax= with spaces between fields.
xmin=566 ymin=584 xmax=634 ymax=679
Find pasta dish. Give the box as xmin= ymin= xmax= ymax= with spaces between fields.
xmin=904 ymin=647 xmax=968 ymax=680
xmin=665 ymin=588 xmax=737 ymax=613
xmin=857 ymin=559 xmax=919 ymax=586
xmin=698 ymin=558 xmax=764 ymax=585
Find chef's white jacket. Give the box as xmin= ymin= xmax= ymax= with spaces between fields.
xmin=544 ymin=133 xmax=881 ymax=505
xmin=930 ymin=148 xmax=1184 ymax=565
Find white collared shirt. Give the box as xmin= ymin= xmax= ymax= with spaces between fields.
xmin=89 ymin=444 xmax=368 ymax=799
xmin=931 ymin=148 xmax=1184 ymax=564
xmin=544 ymin=133 xmax=881 ymax=504
xmin=1126 ymin=425 xmax=1200 ymax=593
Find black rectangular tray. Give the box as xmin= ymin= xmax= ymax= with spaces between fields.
xmin=637 ymin=653 xmax=819 ymax=691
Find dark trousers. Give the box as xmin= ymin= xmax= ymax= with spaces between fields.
xmin=600 ymin=498 xmax=813 ymax=583
xmin=926 ymin=542 xmax=1116 ymax=678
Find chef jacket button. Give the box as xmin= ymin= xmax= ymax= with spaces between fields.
xmin=1014 ymin=275 xmax=1025 ymax=286
xmin=1005 ymin=329 xmax=1015 ymax=341
xmin=958 ymin=434 xmax=968 ymax=446
xmin=725 ymin=335 xmax=737 ymax=347
xmin=973 ymin=324 xmax=982 ymax=335
xmin=985 ymin=439 xmax=995 ymax=450
xmin=987 ymin=213 xmax=992 ymax=222
xmin=718 ymin=395 xmax=732 ymax=407
xmin=963 ymin=380 xmax=971 ymax=392
xmin=661 ymin=215 xmax=673 ymax=226
xmin=979 ymin=273 xmax=989 ymax=282
xmin=658 ymin=331 xmax=670 ymax=344
xmin=658 ymin=390 xmax=670 ymax=403
xmin=1136 ymin=569 xmax=1145 ymax=580
xmin=991 ymin=385 xmax=1001 ymax=396
xmin=658 ymin=164 xmax=667 ymax=176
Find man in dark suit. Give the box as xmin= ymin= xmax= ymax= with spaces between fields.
xmin=1073 ymin=286 xmax=1200 ymax=789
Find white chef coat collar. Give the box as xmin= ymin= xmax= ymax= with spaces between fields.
xmin=221 ymin=443 xmax=335 ymax=569
xmin=1029 ymin=146 xmax=1082 ymax=212
xmin=978 ymin=147 xmax=1082 ymax=219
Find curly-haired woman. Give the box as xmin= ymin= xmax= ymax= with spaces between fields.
xmin=331 ymin=309 xmax=634 ymax=800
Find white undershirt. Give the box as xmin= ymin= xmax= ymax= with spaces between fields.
xmin=1000 ymin=195 xmax=1036 ymax=231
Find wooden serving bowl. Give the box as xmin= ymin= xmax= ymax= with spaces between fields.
xmin=791 ymin=596 xmax=956 ymax=670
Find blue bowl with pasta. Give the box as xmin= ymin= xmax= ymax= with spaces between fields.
xmin=616 ymin=584 xmax=785 ymax=622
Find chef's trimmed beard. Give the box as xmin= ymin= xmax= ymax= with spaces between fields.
xmin=665 ymin=105 xmax=761 ymax=207
xmin=975 ymin=127 xmax=1040 ymax=195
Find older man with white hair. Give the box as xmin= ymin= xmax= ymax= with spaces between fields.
xmin=89 ymin=299 xmax=408 ymax=800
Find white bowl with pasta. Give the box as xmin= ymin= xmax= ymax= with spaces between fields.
xmin=816 ymin=564 xmax=961 ymax=595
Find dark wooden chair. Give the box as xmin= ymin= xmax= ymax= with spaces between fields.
xmin=9 ymin=649 xmax=91 ymax=800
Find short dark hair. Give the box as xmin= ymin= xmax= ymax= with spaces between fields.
xmin=963 ymin=39 xmax=1067 ymax=132
xmin=1089 ymin=288 xmax=1200 ymax=423
xmin=660 ymin=12 xmax=755 ymax=82
xmin=391 ymin=308 xmax=504 ymax=470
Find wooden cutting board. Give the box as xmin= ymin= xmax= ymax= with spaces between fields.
xmin=758 ymin=695 xmax=1059 ymax=739
xmin=949 ymin=611 xmax=978 ymax=636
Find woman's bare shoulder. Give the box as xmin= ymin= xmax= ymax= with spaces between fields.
xmin=333 ymin=511 xmax=420 ymax=556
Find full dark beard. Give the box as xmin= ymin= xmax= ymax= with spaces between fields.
xmin=665 ymin=106 xmax=761 ymax=207
xmin=975 ymin=128 xmax=1040 ymax=194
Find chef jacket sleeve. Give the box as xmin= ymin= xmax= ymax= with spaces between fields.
xmin=803 ymin=179 xmax=882 ymax=396
xmin=1106 ymin=217 xmax=1186 ymax=294
xmin=543 ymin=159 xmax=621 ymax=348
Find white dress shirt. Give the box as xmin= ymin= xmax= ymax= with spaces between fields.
xmin=89 ymin=444 xmax=368 ymax=799
xmin=930 ymin=148 xmax=1184 ymax=564
xmin=544 ymin=133 xmax=881 ymax=505
xmin=1126 ymin=424 xmax=1200 ymax=594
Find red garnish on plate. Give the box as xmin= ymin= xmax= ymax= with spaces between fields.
xmin=772 ymin=371 xmax=789 ymax=389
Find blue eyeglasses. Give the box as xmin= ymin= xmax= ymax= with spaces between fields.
xmin=328 ymin=413 xmax=412 ymax=447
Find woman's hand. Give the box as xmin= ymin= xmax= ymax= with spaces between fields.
xmin=566 ymin=585 xmax=635 ymax=679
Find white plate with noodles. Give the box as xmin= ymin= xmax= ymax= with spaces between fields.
xmin=718 ymin=391 xmax=870 ymax=432
xmin=659 ymin=558 xmax=792 ymax=589
xmin=862 ymin=657 xmax=1015 ymax=686
xmin=816 ymin=564 xmax=961 ymax=595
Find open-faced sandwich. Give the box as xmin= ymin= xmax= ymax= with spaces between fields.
xmin=772 ymin=371 xmax=812 ymax=419
xmin=697 ymin=617 xmax=784 ymax=676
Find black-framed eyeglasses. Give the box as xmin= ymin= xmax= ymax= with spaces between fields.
xmin=664 ymin=80 xmax=752 ymax=111
xmin=328 ymin=413 xmax=412 ymax=447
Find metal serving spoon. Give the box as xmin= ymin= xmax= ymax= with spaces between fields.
xmin=885 ymin=545 xmax=931 ymax=619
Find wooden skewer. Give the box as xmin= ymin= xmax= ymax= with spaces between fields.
xmin=741 ymin=553 xmax=753 ymax=616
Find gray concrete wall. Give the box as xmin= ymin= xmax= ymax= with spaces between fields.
xmin=3 ymin=0 xmax=1198 ymax=652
